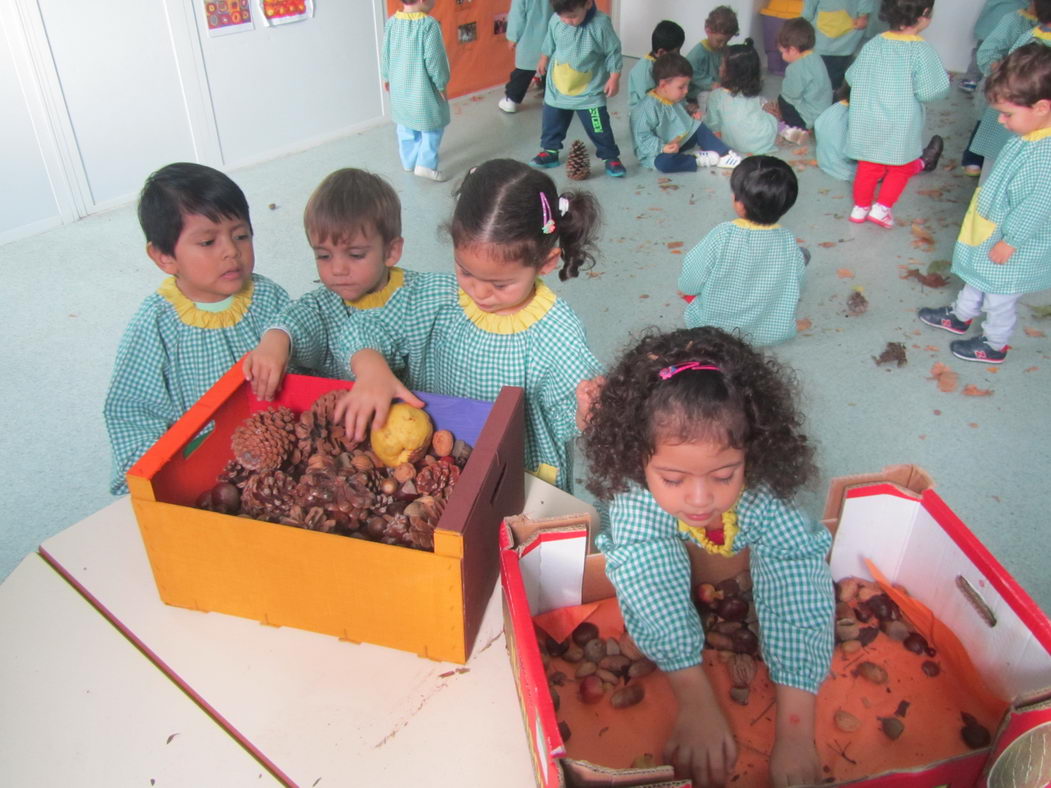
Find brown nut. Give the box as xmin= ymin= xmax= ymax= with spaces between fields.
xmin=605 ymin=637 xmax=621 ymax=657
xmin=960 ymin=713 xmax=991 ymax=749
xmin=840 ymin=639 xmax=862 ymax=655
xmin=351 ymin=452 xmax=374 ymax=471
xmin=393 ymin=462 xmax=416 ymax=483
xmin=705 ymin=631 xmax=734 ymax=651
xmin=903 ymin=632 xmax=929 ymax=655
xmin=558 ymin=720 xmax=571 ymax=742
xmin=379 ymin=477 xmax=399 ymax=496
xmin=628 ymin=658 xmax=657 ymax=679
xmin=921 ymin=660 xmax=941 ymax=677
xmin=431 ymin=430 xmax=454 ymax=458
xmin=571 ymin=621 xmax=599 ymax=647
xmin=835 ymin=601 xmax=856 ymax=620
xmin=881 ymin=620 xmax=910 ymax=642
xmin=595 ymin=668 xmax=619 ymax=684
xmin=610 ymin=684 xmax=645 ymax=709
xmin=599 ymin=655 xmax=631 ymax=676
xmin=834 ymin=709 xmax=861 ymax=732
xmin=729 ymin=686 xmax=750 ymax=705
xmin=562 ymin=643 xmax=584 ymax=663
xmin=578 ymin=675 xmax=605 ymax=703
xmin=836 ymin=618 xmax=861 ymax=642
xmin=856 ymin=661 xmax=889 ymax=684
xmin=836 ymin=577 xmax=860 ymax=603
xmin=575 ymin=660 xmax=597 ymax=679
xmin=583 ymin=638 xmax=607 ymax=663
xmin=858 ymin=626 xmax=879 ymax=647
xmin=880 ymin=717 xmax=905 ymax=740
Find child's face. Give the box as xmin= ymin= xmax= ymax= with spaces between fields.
xmin=149 ymin=212 xmax=254 ymax=302
xmin=454 ymin=242 xmax=557 ymax=315
xmin=778 ymin=45 xmax=802 ymax=63
xmin=644 ymin=437 xmax=746 ymax=528
xmin=705 ymin=28 xmax=731 ymax=50
xmin=311 ymin=224 xmax=402 ymax=303
xmin=992 ymin=98 xmax=1051 ymax=136
xmin=558 ymin=0 xmax=592 ymax=26
xmin=655 ymin=76 xmax=690 ymax=104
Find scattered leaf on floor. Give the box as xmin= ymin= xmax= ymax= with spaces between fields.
xmin=1024 ymin=326 xmax=1047 ymax=338
xmin=986 ymin=367 xmax=999 ymax=373
xmin=929 ymin=362 xmax=959 ymax=392
xmin=585 ymin=270 xmax=604 ymax=278
xmin=797 ymin=317 xmax=813 ymax=331
xmin=916 ymin=189 xmax=944 ymax=199
xmin=657 ymin=177 xmax=672 ymax=184
xmin=874 ymin=342 xmax=907 ymax=367
xmin=846 ymin=288 xmax=869 ymax=316
xmin=962 ymin=384 xmax=993 ymax=397
xmin=1027 ymin=304 xmax=1051 ymax=319
xmin=667 ymin=241 xmax=684 ymax=249
xmin=1024 ymin=366 xmax=1039 ymax=372
xmin=928 ymin=259 xmax=951 ymax=275
xmin=910 ymin=221 xmax=936 ymax=251
xmin=796 ymin=237 xmax=806 ymax=244
xmin=925 ymin=345 xmax=940 ymax=351
xmin=819 ymin=241 xmax=838 ymax=248
xmin=901 ymin=268 xmax=950 ymax=288
xmin=969 ymin=422 xmax=980 ymax=428
xmin=836 ymin=268 xmax=855 ymax=279
xmin=640 ymin=294 xmax=650 ymax=299
xmin=659 ymin=183 xmax=680 ymax=191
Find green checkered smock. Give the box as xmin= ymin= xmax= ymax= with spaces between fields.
xmin=508 ymin=0 xmax=550 ymax=71
xmin=814 ymin=100 xmax=856 ymax=181
xmin=977 ymin=9 xmax=1038 ymax=73
xmin=974 ymin=0 xmax=1027 ymax=40
xmin=627 ymin=54 xmax=655 ymax=110
xmin=381 ymin=11 xmax=450 ymax=132
xmin=541 ymin=8 xmax=622 ymax=111
xmin=337 ymin=273 xmax=602 ymax=491
xmin=271 ymin=268 xmax=417 ymax=381
xmin=631 ymin=91 xmax=700 ymax=169
xmin=952 ymin=129 xmax=1051 ymax=295
xmin=803 ymin=0 xmax=876 ymax=57
xmin=685 ymin=40 xmax=722 ymax=100
xmin=780 ymin=51 xmax=833 ymax=129
xmin=596 ymin=483 xmax=834 ymax=693
xmin=679 ymin=219 xmax=806 ymax=346
xmin=845 ymin=33 xmax=949 ymax=165
xmin=104 ymin=274 xmax=290 ymax=495
xmin=704 ymin=88 xmax=778 ymax=155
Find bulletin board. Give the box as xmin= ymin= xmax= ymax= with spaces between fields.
xmin=385 ymin=0 xmax=611 ymax=99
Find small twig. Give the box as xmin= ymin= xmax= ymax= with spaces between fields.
xmin=828 ymin=739 xmax=858 ymax=766
xmin=749 ymin=698 xmax=776 ymax=726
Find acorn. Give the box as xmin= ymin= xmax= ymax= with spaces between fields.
xmin=572 ymin=621 xmax=599 ymax=646
xmin=834 ymin=709 xmax=861 ymax=732
xmin=903 ymin=632 xmax=929 ymax=655
xmin=858 ymin=626 xmax=880 ymax=647
xmin=856 ymin=661 xmax=888 ymax=684
xmin=731 ymin=626 xmax=759 ymax=655
xmin=960 ymin=713 xmax=991 ymax=749
xmin=610 ymin=684 xmax=645 ymax=709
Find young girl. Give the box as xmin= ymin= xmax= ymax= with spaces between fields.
xmin=334 ymin=159 xmax=603 ymax=492
xmin=582 ymin=327 xmax=834 ymax=788
xmin=845 ymin=0 xmax=950 ymax=229
xmin=704 ymin=41 xmax=778 ymax=156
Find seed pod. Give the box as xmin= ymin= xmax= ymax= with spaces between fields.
xmin=858 ymin=626 xmax=880 ymax=647
xmin=836 ymin=577 xmax=860 ymax=603
xmin=584 ymin=638 xmax=607 ymax=663
xmin=840 ymin=639 xmax=862 ymax=654
xmin=836 ymin=618 xmax=861 ymax=642
xmin=619 ymin=632 xmax=644 ymax=661
xmin=610 ymin=684 xmax=645 ymax=709
xmin=728 ymin=653 xmax=757 ymax=688
xmin=903 ymin=632 xmax=929 ymax=655
xmin=628 ymin=658 xmax=657 ymax=679
xmin=575 ymin=661 xmax=597 ymax=679
xmin=572 ymin=622 xmax=599 ymax=647
xmin=921 ymin=660 xmax=941 ymax=677
xmin=960 ymin=713 xmax=991 ymax=749
xmin=431 ymin=430 xmax=454 ymax=458
xmin=562 ymin=643 xmax=584 ymax=663
xmin=856 ymin=661 xmax=889 ymax=684
xmin=834 ymin=709 xmax=861 ymax=732
xmin=880 ymin=717 xmax=905 ymax=740
xmin=558 ymin=720 xmax=571 ymax=742
xmin=729 ymin=687 xmax=750 ymax=705
xmin=578 ymin=675 xmax=605 ymax=703
xmin=599 ymin=655 xmax=631 ymax=676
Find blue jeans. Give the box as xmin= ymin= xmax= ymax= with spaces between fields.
xmin=540 ymin=104 xmax=620 ymax=160
xmin=396 ymin=124 xmax=444 ymax=171
xmin=654 ymin=124 xmax=729 ymax=172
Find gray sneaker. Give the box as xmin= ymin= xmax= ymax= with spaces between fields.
xmin=918 ymin=306 xmax=971 ymax=335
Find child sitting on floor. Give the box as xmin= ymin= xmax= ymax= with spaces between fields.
xmin=685 ymin=6 xmax=740 ymax=106
xmin=704 ymin=41 xmax=779 ymax=156
xmin=803 ymin=0 xmax=875 ymax=89
xmin=775 ymin=17 xmax=834 ymax=143
xmin=630 ymin=53 xmax=742 ymax=172
xmin=628 ymin=20 xmax=686 ymax=110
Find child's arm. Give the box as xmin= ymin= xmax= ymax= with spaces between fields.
xmin=779 ymin=61 xmax=805 ymax=107
xmin=911 ymin=43 xmax=951 ymax=104
xmin=423 ymin=18 xmax=451 ymax=99
xmin=630 ymin=103 xmax=671 ymax=161
xmin=664 ymin=666 xmax=737 ymax=787
xmin=769 ymin=686 xmax=821 ymax=788
xmin=243 ymin=329 xmax=291 ymax=401
xmin=977 ymin=12 xmax=1023 ymax=75
xmin=993 ymin=169 xmax=1051 ymax=263
xmin=677 ymin=226 xmax=726 ymax=296
xmin=537 ymin=15 xmax=555 ymax=75
xmin=505 ymin=0 xmax=526 ymax=47
xmin=333 ymin=349 xmax=424 ymax=441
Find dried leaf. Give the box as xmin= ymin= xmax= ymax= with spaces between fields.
xmin=901 ymin=268 xmax=950 ymax=288
xmin=1024 ymin=366 xmax=1039 ymax=372
xmin=962 ymin=384 xmax=993 ymax=397
xmin=929 ymin=363 xmax=959 ymax=392
xmin=928 ymin=259 xmax=951 ymax=275
xmin=666 ymin=241 xmax=684 ymax=249
xmin=1027 ymin=304 xmax=1051 ymax=319
xmin=916 ymin=189 xmax=944 ymax=199
xmin=836 ymin=268 xmax=855 ymax=279
xmin=819 ymin=241 xmax=838 ymax=248
xmin=796 ymin=317 xmax=813 ymax=332
xmin=873 ymin=342 xmax=907 ymax=367
xmin=910 ymin=221 xmax=936 ymax=250
xmin=1023 ymin=326 xmax=1047 ymax=338
xmin=846 ymin=289 xmax=869 ymax=316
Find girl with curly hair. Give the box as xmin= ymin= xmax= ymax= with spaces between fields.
xmin=581 ymin=326 xmax=834 ymax=788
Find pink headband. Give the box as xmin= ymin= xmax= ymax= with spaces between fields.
xmin=658 ymin=362 xmax=721 ymax=380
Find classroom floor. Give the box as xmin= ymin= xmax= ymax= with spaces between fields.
xmin=1 ymin=63 xmax=1048 ymax=615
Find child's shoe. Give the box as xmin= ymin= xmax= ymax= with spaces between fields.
xmin=694 ymin=150 xmax=720 ymax=167
xmin=920 ymin=135 xmax=944 ymax=172
xmin=950 ymin=335 xmax=1009 ymax=364
xmin=716 ymin=151 xmax=743 ymax=169
xmin=413 ymin=165 xmax=446 ymax=182
xmin=963 ymin=164 xmax=982 ymax=177
xmin=958 ymin=78 xmax=979 ymax=94
xmin=918 ymin=305 xmax=972 ymax=335
xmin=498 ymin=96 xmax=519 ymax=113
xmin=867 ymin=203 xmax=894 ymax=229
xmin=605 ymin=158 xmax=627 ymax=177
xmin=849 ymin=204 xmax=870 ymax=223
xmin=780 ymin=125 xmax=807 ymax=144
xmin=531 ymin=150 xmax=560 ymax=169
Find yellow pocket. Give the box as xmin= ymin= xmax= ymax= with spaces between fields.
xmin=531 ymin=463 xmax=559 ymax=485
xmin=958 ymin=188 xmax=998 ymax=247
xmin=817 ymin=9 xmax=856 ymax=39
xmin=552 ymin=61 xmax=592 ymax=96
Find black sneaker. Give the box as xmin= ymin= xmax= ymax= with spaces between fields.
xmin=920 ymin=135 xmax=944 ymax=172
xmin=531 ymin=150 xmax=560 ymax=169
xmin=950 ymin=335 xmax=1009 ymax=364
xmin=918 ymin=306 xmax=971 ymax=335
xmin=604 ymin=158 xmax=627 ymax=177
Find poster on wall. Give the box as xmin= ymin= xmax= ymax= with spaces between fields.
xmin=204 ymin=0 xmax=254 ymax=36
xmin=259 ymin=0 xmax=314 ymax=26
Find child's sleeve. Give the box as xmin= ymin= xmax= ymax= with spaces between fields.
xmin=704 ymin=90 xmax=724 ymax=132
xmin=998 ymin=159 xmax=1051 ymax=251
xmin=597 ymin=16 xmax=623 ymax=75
xmin=540 ymin=15 xmax=556 ymax=57
xmin=977 ymin=13 xmax=1021 ymax=74
xmin=506 ymin=0 xmax=526 ymax=45
xmin=677 ymin=225 xmax=726 ymax=296
xmin=912 ymin=43 xmax=950 ymax=104
xmin=424 ymin=18 xmax=451 ymax=93
xmin=537 ymin=317 xmax=603 ymax=446
xmin=780 ymin=61 xmax=805 ymax=106
xmin=270 ymin=291 xmax=329 ymax=373
xmin=629 ymin=102 xmax=664 ymax=163
xmin=380 ymin=18 xmax=392 ymax=82
xmin=802 ymin=0 xmax=818 ymax=23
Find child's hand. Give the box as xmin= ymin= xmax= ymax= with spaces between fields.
xmin=853 ymin=13 xmax=869 ymax=30
xmin=664 ymin=667 xmax=737 ymax=787
xmin=989 ymin=240 xmax=1015 ymax=264
xmin=384 ymin=81 xmax=389 ymax=92
xmin=763 ymin=101 xmax=781 ymax=119
xmin=662 ymin=141 xmax=681 ymax=154
xmin=769 ymin=732 xmax=821 ymax=787
xmin=536 ymin=55 xmax=549 ymax=77
xmin=575 ymin=376 xmax=604 ymax=431
xmin=243 ymin=330 xmax=291 ymax=402
xmin=691 ymin=109 xmax=704 ymax=121
xmin=333 ymin=349 xmax=424 ymax=442
xmin=604 ymin=73 xmax=620 ymax=98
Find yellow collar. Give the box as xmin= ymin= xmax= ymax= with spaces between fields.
xmin=882 ymin=31 xmax=924 ymax=41
xmin=458 ymin=279 xmax=556 ymax=334
xmin=345 ymin=267 xmax=405 ymax=309
xmin=648 ymin=89 xmax=675 ymax=106
xmin=1022 ymin=126 xmax=1051 ymax=142
xmin=733 ymin=218 xmax=780 ymax=230
xmin=1020 ymin=10 xmax=1037 ymax=20
xmin=839 ymin=99 xmax=849 ymax=106
xmin=799 ymin=50 xmax=814 ymax=59
xmin=395 ymin=11 xmax=426 ymax=20
xmin=678 ymin=508 xmax=739 ymax=557
xmin=644 ymin=53 xmax=656 ymax=61
xmin=1035 ymin=26 xmax=1051 ymax=41
xmin=158 ymin=276 xmax=253 ymax=329
xmin=702 ymin=39 xmax=714 ymax=51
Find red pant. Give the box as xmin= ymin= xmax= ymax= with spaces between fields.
xmin=853 ymin=159 xmax=924 ymax=208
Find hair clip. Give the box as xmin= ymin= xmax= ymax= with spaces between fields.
xmin=540 ymin=192 xmax=556 ymax=235
xmin=558 ymin=196 xmax=570 ymax=216
xmin=658 ymin=362 xmax=721 ymax=380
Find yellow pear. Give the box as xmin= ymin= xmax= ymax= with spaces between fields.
xmin=370 ymin=403 xmax=433 ymax=468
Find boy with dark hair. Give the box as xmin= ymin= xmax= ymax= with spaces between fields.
xmin=685 ymin=5 xmax=740 ymax=103
xmin=678 ymin=155 xmax=808 ymax=346
xmin=776 ymin=17 xmax=833 ymax=143
xmin=628 ymin=19 xmax=686 ymax=110
xmin=104 ymin=163 xmax=290 ymax=494
xmin=803 ymin=0 xmax=876 ymax=89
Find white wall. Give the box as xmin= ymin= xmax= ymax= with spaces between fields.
xmin=925 ymin=0 xmax=986 ymax=73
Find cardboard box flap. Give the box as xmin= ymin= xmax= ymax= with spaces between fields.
xmin=821 ymin=464 xmax=935 ymax=527
xmin=561 ymin=759 xmax=686 ymax=787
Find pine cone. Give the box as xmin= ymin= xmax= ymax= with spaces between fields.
xmin=217 ymin=459 xmax=252 ymax=487
xmin=381 ymin=513 xmax=413 ymax=547
xmin=415 ymin=459 xmax=461 ymax=496
xmin=566 ymin=140 xmax=590 ymax=181
xmin=240 ymin=469 xmax=297 ymax=522
xmin=281 ymin=504 xmax=337 ymax=533
xmin=404 ymin=494 xmax=445 ymax=551
xmin=231 ymin=407 xmax=296 ymax=471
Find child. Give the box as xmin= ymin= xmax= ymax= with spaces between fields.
xmin=678 ymin=156 xmax=807 ymax=346
xmin=532 ymin=0 xmax=627 ymax=177
xmin=104 ymin=163 xmax=290 ymax=495
xmin=918 ymin=43 xmax=1051 ymax=364
xmin=704 ymin=41 xmax=779 ymax=156
xmin=685 ymin=6 xmax=740 ymax=104
xmin=582 ymin=327 xmax=834 ymax=788
xmin=244 ymin=169 xmax=415 ymax=401
xmin=628 ymin=20 xmax=686 ymax=110
xmin=844 ymin=0 xmax=950 ymax=229
xmin=334 ymin=159 xmax=604 ymax=491
xmin=381 ymin=0 xmax=451 ymax=181
xmin=803 ymin=0 xmax=876 ymax=90
xmin=630 ymin=54 xmax=742 ymax=172
xmin=775 ymin=17 xmax=834 ymax=143
xmin=499 ymin=0 xmax=551 ymax=113
xmin=961 ymin=0 xmax=1027 ymax=92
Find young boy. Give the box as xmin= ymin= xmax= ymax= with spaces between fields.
xmin=104 ymin=163 xmax=290 ymax=495
xmin=628 ymin=20 xmax=685 ymax=110
xmin=961 ymin=0 xmax=1027 ymax=92
xmin=685 ymin=6 xmax=739 ymax=104
xmin=918 ymin=43 xmax=1051 ymax=364
xmin=802 ymin=0 xmax=876 ymax=89
xmin=532 ymin=0 xmax=626 ymax=177
xmin=244 ymin=169 xmax=414 ymax=401
xmin=630 ymin=53 xmax=742 ymax=171
xmin=381 ymin=0 xmax=451 ymax=181
xmin=678 ymin=155 xmax=808 ymax=346
xmin=776 ymin=17 xmax=833 ymax=143
xmin=499 ymin=0 xmax=551 ymax=113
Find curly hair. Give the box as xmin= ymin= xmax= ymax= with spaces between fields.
xmin=582 ymin=327 xmax=815 ymax=502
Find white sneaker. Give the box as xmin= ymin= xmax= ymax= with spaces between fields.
xmin=694 ymin=150 xmax=720 ymax=167
xmin=867 ymin=203 xmax=894 ymax=229
xmin=716 ymin=151 xmax=742 ymax=169
xmin=781 ymin=126 xmax=807 ymax=144
xmin=498 ymin=97 xmax=519 ymax=113
xmin=413 ymin=165 xmax=446 ymax=182
xmin=849 ymin=204 xmax=870 ymax=223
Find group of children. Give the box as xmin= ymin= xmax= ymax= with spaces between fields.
xmin=103 ymin=1 xmax=1051 ymax=785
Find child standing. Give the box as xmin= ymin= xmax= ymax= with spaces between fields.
xmin=104 ymin=163 xmax=290 ymax=494
xmin=685 ymin=6 xmax=740 ymax=105
xmin=918 ymin=43 xmax=1051 ymax=364
xmin=630 ymin=54 xmax=742 ymax=172
xmin=845 ymin=0 xmax=950 ymax=229
xmin=803 ymin=0 xmax=876 ymax=89
xmin=961 ymin=0 xmax=1027 ymax=92
xmin=628 ymin=20 xmax=686 ymax=110
xmin=532 ymin=0 xmax=627 ymax=177
xmin=775 ymin=17 xmax=834 ymax=143
xmin=678 ymin=156 xmax=807 ymax=346
xmin=381 ymin=0 xmax=451 ymax=182
xmin=244 ymin=169 xmax=415 ymax=400
xmin=499 ymin=0 xmax=551 ymax=113
xmin=704 ymin=41 xmax=779 ymax=156
xmin=334 ymin=159 xmax=603 ymax=492
xmin=582 ymin=327 xmax=834 ymax=788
